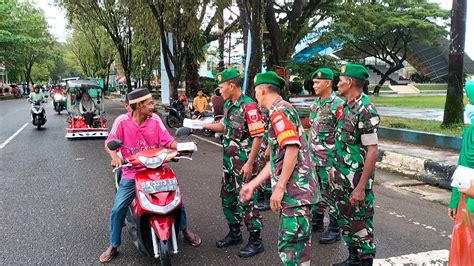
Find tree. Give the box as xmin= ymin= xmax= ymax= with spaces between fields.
xmin=443 ymin=0 xmax=467 ymax=126
xmin=237 ymin=0 xmax=263 ymax=97
xmin=263 ymin=0 xmax=337 ymax=97
xmin=60 ymin=0 xmax=134 ymax=92
xmin=129 ymin=3 xmax=160 ymax=90
xmin=1 ymin=0 xmax=53 ymax=86
xmin=330 ymin=1 xmax=449 ymax=95
xmin=148 ymin=0 xmax=236 ymax=99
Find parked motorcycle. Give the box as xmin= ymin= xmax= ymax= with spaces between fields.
xmin=107 ymin=139 xmax=197 ymax=265
xmin=165 ymin=98 xmax=187 ymax=128
xmin=10 ymin=85 xmax=22 ymax=98
xmin=29 ymin=96 xmax=48 ymax=130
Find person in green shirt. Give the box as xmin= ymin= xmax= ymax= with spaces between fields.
xmin=29 ymin=85 xmax=46 ymax=102
xmin=448 ymin=80 xmax=474 ymax=218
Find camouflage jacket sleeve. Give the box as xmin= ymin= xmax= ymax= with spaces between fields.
xmin=270 ymin=108 xmax=300 ymax=148
xmin=359 ymin=103 xmax=380 ymax=146
xmin=220 ymin=100 xmax=230 ymax=126
xmin=244 ymin=103 xmax=265 ymax=137
xmin=326 ymin=105 xmax=344 ymax=170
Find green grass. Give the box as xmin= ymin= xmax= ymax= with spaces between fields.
xmin=414 ymin=84 xmax=448 ymax=91
xmin=368 ymin=84 xmax=392 ymax=91
xmin=371 ymin=95 xmax=451 ymax=109
xmin=381 ymin=116 xmax=466 ymax=137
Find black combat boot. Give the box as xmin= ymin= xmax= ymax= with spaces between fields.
xmin=332 ymin=247 xmax=360 ymax=266
xmin=361 ymin=258 xmax=373 ymax=266
xmin=319 ymin=216 xmax=341 ymax=244
xmin=216 ymin=223 xmax=243 ymax=248
xmin=312 ymin=212 xmax=325 ymax=232
xmin=257 ymin=192 xmax=270 ymax=211
xmin=238 ymin=231 xmax=264 ymax=258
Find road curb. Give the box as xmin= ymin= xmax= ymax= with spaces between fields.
xmin=376 ymin=149 xmax=455 ymax=190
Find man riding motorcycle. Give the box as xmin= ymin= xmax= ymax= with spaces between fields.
xmin=29 ymin=85 xmax=46 ymax=102
xmin=99 ymin=88 xmax=201 ymax=263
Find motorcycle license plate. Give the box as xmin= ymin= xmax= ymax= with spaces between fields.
xmin=142 ymin=178 xmax=178 ymax=194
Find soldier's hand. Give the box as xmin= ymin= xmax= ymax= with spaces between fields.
xmin=239 ymin=184 xmax=254 ymax=203
xmin=448 ymin=208 xmax=457 ymax=220
xmin=270 ymin=186 xmax=284 ymax=213
xmin=350 ymin=188 xmax=365 ymax=206
xmin=240 ymin=162 xmax=253 ymax=183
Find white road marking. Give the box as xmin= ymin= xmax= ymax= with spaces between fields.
xmin=375 ymin=205 xmax=450 ymax=239
xmin=191 ymin=134 xmax=223 ymax=147
xmin=0 ymin=123 xmax=28 ymax=150
xmin=373 ymin=249 xmax=449 ymax=265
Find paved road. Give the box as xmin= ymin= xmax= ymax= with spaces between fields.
xmin=0 ymin=98 xmax=453 ymax=265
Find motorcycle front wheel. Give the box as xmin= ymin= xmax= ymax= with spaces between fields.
xmin=159 ymin=239 xmax=172 ymax=266
xmin=166 ymin=115 xmax=181 ymax=128
xmin=202 ymin=128 xmax=213 ymax=137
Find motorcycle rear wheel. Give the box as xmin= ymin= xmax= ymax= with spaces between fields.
xmin=166 ymin=115 xmax=181 ymax=128
xmin=159 ymin=239 xmax=172 ymax=266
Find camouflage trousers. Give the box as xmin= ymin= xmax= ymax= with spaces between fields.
xmin=312 ymin=166 xmax=338 ymax=219
xmin=333 ymin=170 xmax=376 ymax=259
xmin=278 ymin=205 xmax=313 ymax=265
xmin=258 ymin=179 xmax=272 ymax=194
xmin=221 ymin=171 xmax=262 ymax=232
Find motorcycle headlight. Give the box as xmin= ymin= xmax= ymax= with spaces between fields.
xmin=137 ymin=151 xmax=168 ymax=169
xmin=54 ymin=94 xmax=64 ymax=101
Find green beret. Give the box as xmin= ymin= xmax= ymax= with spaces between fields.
xmin=311 ymin=68 xmax=334 ymax=80
xmin=254 ymin=71 xmax=286 ymax=88
xmin=217 ymin=68 xmax=241 ymax=84
xmin=339 ymin=64 xmax=369 ymax=80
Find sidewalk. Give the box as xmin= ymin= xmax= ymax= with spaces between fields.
xmin=377 ymin=139 xmax=458 ymax=190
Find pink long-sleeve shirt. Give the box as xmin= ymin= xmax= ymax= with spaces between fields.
xmin=105 ymin=112 xmax=175 ymax=180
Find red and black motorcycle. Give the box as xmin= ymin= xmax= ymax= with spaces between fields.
xmin=107 ymin=139 xmax=196 ymax=265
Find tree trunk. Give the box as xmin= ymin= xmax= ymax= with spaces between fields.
xmin=105 ymin=63 xmax=110 ymax=95
xmin=443 ymin=0 xmax=466 ymax=126
xmin=186 ymin=59 xmax=201 ymax=98
xmin=237 ymin=0 xmax=249 ymax=65
xmin=373 ymin=65 xmax=402 ymax=95
xmin=218 ymin=7 xmax=225 ymax=72
xmin=244 ymin=0 xmax=262 ymax=99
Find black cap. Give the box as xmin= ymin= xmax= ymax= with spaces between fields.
xmin=127 ymin=88 xmax=151 ymax=104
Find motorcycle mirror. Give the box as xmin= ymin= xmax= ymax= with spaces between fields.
xmin=107 ymin=139 xmax=122 ymax=151
xmin=175 ymin=127 xmax=192 ymax=138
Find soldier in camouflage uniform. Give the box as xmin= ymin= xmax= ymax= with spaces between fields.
xmin=308 ymin=68 xmax=344 ymax=245
xmin=203 ymin=68 xmax=265 ymax=258
xmin=255 ymin=108 xmax=272 ymax=211
xmin=329 ymin=64 xmax=379 ymax=266
xmin=240 ymin=71 xmax=319 ymax=265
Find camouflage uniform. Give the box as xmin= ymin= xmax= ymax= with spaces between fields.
xmin=221 ymin=94 xmax=265 ymax=232
xmin=308 ymin=92 xmax=344 ymax=219
xmin=255 ymin=108 xmax=271 ymax=194
xmin=268 ymin=97 xmax=319 ymax=265
xmin=330 ymin=93 xmax=379 ymax=259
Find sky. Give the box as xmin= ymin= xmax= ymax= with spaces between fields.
xmin=33 ymin=0 xmax=474 ymax=58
